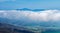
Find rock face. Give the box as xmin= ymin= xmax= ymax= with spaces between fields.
xmin=0 ymin=23 xmax=34 ymax=33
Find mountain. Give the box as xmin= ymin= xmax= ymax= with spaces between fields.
xmin=0 ymin=17 xmax=60 ymax=27
xmin=16 ymin=8 xmax=31 ymax=11
xmin=0 ymin=22 xmax=35 ymax=33
xmin=32 ymin=9 xmax=45 ymax=11
xmin=0 ymin=17 xmax=60 ymax=33
xmin=16 ymin=8 xmax=45 ymax=11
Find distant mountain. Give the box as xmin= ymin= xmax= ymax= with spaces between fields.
xmin=32 ymin=9 xmax=45 ymax=11
xmin=16 ymin=8 xmax=45 ymax=11
xmin=16 ymin=8 xmax=31 ymax=11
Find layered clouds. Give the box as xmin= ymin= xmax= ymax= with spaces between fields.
xmin=0 ymin=10 xmax=60 ymax=22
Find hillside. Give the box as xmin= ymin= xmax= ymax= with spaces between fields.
xmin=0 ymin=23 xmax=35 ymax=33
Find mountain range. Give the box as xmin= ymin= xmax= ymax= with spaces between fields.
xmin=16 ymin=8 xmax=45 ymax=11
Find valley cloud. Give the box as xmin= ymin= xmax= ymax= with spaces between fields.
xmin=0 ymin=10 xmax=60 ymax=22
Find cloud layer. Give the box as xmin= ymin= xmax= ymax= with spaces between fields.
xmin=0 ymin=10 xmax=60 ymax=22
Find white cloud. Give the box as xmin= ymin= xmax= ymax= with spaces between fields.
xmin=0 ymin=10 xmax=60 ymax=22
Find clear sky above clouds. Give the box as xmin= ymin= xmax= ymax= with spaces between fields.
xmin=0 ymin=0 xmax=60 ymax=10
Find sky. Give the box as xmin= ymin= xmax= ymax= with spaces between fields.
xmin=0 ymin=0 xmax=60 ymax=10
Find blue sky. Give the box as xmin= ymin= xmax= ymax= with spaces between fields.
xmin=0 ymin=0 xmax=60 ymax=10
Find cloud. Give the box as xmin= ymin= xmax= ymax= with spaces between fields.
xmin=0 ymin=0 xmax=16 ymax=2
xmin=0 ymin=10 xmax=60 ymax=22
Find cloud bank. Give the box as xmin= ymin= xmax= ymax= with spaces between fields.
xmin=0 ymin=10 xmax=60 ymax=22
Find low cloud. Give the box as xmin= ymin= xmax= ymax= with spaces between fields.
xmin=0 ymin=10 xmax=60 ymax=22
